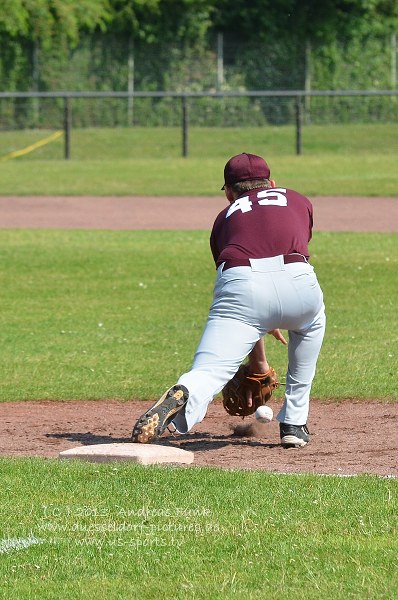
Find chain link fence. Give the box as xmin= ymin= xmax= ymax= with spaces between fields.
xmin=1 ymin=32 xmax=397 ymax=128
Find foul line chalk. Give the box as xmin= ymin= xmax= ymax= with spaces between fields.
xmin=0 ymin=534 xmax=44 ymax=554
xmin=0 ymin=130 xmax=63 ymax=162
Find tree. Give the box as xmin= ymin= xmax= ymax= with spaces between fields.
xmin=108 ymin=0 xmax=215 ymax=45
xmin=0 ymin=0 xmax=111 ymax=47
xmin=211 ymin=0 xmax=398 ymax=43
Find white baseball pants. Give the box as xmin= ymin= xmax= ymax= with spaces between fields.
xmin=173 ymin=256 xmax=326 ymax=433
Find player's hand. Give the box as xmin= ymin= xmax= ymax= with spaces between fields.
xmin=267 ymin=329 xmax=288 ymax=345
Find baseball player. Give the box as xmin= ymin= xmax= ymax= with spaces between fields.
xmin=133 ymin=152 xmax=326 ymax=448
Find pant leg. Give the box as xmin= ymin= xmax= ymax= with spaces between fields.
xmin=173 ymin=260 xmax=325 ymax=433
xmin=276 ymin=305 xmax=326 ymax=425
xmin=173 ymin=316 xmax=261 ymax=433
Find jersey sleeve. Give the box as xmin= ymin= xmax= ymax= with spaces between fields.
xmin=210 ymin=223 xmax=219 ymax=265
xmin=210 ymin=209 xmax=227 ymax=266
xmin=308 ymin=203 xmax=314 ymax=242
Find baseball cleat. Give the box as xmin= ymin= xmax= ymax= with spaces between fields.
xmin=280 ymin=423 xmax=310 ymax=448
xmin=132 ymin=384 xmax=189 ymax=444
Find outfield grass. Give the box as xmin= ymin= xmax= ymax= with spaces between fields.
xmin=0 ymin=459 xmax=397 ymax=599
xmin=1 ymin=124 xmax=398 ymax=196
xmin=2 ymin=124 xmax=398 ymax=160
xmin=0 ymin=229 xmax=396 ymax=402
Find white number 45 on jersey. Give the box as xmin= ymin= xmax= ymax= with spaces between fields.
xmin=226 ymin=188 xmax=288 ymax=218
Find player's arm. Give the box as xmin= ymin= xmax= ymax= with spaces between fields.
xmin=267 ymin=329 xmax=288 ymax=345
xmin=245 ymin=336 xmax=283 ymax=408
xmin=248 ymin=338 xmax=269 ymax=374
xmin=248 ymin=330 xmax=287 ymax=373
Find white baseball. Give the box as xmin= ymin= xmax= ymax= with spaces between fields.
xmin=255 ymin=405 xmax=273 ymax=423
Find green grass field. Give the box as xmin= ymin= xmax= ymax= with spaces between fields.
xmin=1 ymin=124 xmax=398 ymax=195
xmin=1 ymin=459 xmax=397 ymax=600
xmin=0 ymin=126 xmax=397 ymax=598
xmin=0 ymin=229 xmax=396 ymax=402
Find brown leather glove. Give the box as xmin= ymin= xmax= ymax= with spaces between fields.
xmin=222 ymin=364 xmax=279 ymax=417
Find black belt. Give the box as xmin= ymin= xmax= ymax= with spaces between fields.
xmin=222 ymin=254 xmax=308 ymax=271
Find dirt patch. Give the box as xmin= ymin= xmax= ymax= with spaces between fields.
xmin=1 ymin=398 xmax=397 ymax=477
xmin=0 ymin=195 xmax=397 ymax=232
xmin=0 ymin=195 xmax=397 ymax=476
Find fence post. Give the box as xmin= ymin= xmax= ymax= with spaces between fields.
xmin=216 ymin=32 xmax=224 ymax=90
xmin=295 ymin=96 xmax=303 ymax=155
xmin=182 ymin=96 xmax=188 ymax=157
xmin=391 ymin=32 xmax=397 ymax=90
xmin=304 ymin=39 xmax=312 ymax=124
xmin=127 ymin=37 xmax=135 ymax=126
xmin=64 ymin=96 xmax=71 ymax=160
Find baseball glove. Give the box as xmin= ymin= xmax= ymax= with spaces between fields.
xmin=222 ymin=364 xmax=279 ymax=418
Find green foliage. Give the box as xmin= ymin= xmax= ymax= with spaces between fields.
xmin=213 ymin=0 xmax=398 ymax=42
xmin=312 ymin=34 xmax=396 ymax=91
xmin=1 ymin=1 xmax=398 ymax=128
xmin=108 ymin=0 xmax=214 ymax=44
xmin=0 ymin=0 xmax=111 ymax=44
xmin=0 ymin=0 xmax=111 ymax=97
xmin=2 ymin=91 xmax=398 ymax=131
xmin=0 ymin=0 xmax=28 ymax=36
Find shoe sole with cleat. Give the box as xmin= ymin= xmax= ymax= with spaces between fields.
xmin=280 ymin=424 xmax=310 ymax=449
xmin=280 ymin=435 xmax=309 ymax=448
xmin=132 ymin=384 xmax=189 ymax=444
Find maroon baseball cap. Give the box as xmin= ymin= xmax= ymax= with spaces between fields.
xmin=222 ymin=152 xmax=271 ymax=189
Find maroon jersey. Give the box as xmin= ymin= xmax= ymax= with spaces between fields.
xmin=210 ymin=187 xmax=313 ymax=267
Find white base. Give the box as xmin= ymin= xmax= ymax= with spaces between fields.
xmin=59 ymin=443 xmax=194 ymax=465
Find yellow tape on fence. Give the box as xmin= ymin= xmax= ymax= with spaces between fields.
xmin=0 ymin=131 xmax=63 ymax=162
